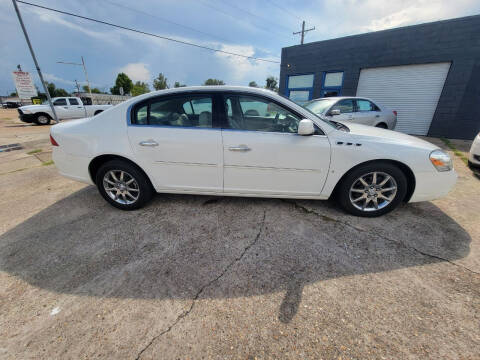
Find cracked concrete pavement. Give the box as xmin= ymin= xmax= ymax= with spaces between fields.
xmin=0 ymin=110 xmax=479 ymax=359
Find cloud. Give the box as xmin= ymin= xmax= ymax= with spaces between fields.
xmin=214 ymin=44 xmax=279 ymax=83
xmin=27 ymin=6 xmax=119 ymax=44
xmin=43 ymin=73 xmax=75 ymax=86
xmin=119 ymin=63 xmax=151 ymax=83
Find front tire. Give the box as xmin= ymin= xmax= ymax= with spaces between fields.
xmin=95 ymin=160 xmax=154 ymax=210
xmin=337 ymin=162 xmax=407 ymax=217
xmin=35 ymin=114 xmax=51 ymax=125
xmin=375 ymin=123 xmax=388 ymax=129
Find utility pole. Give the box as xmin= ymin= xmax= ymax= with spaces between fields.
xmin=74 ymin=79 xmax=80 ymax=93
xmin=293 ymin=21 xmax=315 ymax=45
xmin=81 ymin=56 xmax=92 ymax=98
xmin=57 ymin=57 xmax=93 ymax=98
xmin=12 ymin=0 xmax=58 ymax=122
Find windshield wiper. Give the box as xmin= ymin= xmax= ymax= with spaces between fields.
xmin=330 ymin=120 xmax=350 ymax=132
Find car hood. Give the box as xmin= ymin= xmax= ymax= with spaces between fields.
xmin=19 ymin=104 xmax=49 ymax=111
xmin=340 ymin=122 xmax=438 ymax=150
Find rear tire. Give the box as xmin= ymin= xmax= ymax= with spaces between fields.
xmin=35 ymin=114 xmax=51 ymax=125
xmin=337 ymin=162 xmax=407 ymax=217
xmin=375 ymin=123 xmax=388 ymax=129
xmin=94 ymin=110 xmax=103 ymax=116
xmin=95 ymin=160 xmax=154 ymax=210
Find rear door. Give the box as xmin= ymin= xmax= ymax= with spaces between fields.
xmin=127 ymin=93 xmax=223 ymax=192
xmin=68 ymin=98 xmax=85 ymax=118
xmin=352 ymin=99 xmax=378 ymax=126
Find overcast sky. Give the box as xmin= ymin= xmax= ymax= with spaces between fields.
xmin=1 ymin=0 xmax=479 ymax=94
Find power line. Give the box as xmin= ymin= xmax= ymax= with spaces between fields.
xmin=16 ymin=0 xmax=280 ymax=64
xmin=196 ymin=0 xmax=283 ymax=40
xmin=264 ymin=0 xmax=303 ymax=22
xmin=100 ymin=0 xmax=232 ymax=44
xmin=217 ymin=0 xmax=293 ymax=33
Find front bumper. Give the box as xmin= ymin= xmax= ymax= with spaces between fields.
xmin=409 ymin=169 xmax=457 ymax=202
xmin=18 ymin=110 xmax=36 ymax=123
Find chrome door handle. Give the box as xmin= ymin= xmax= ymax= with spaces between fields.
xmin=139 ymin=140 xmax=159 ymax=147
xmin=228 ymin=145 xmax=251 ymax=152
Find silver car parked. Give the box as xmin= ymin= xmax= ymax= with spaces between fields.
xmin=304 ymin=97 xmax=397 ymax=130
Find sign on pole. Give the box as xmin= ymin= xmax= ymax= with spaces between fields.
xmin=12 ymin=71 xmax=38 ymax=99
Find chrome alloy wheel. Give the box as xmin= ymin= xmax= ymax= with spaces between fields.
xmin=349 ymin=171 xmax=397 ymax=212
xmin=37 ymin=115 xmax=49 ymax=124
xmin=103 ymin=170 xmax=140 ymax=205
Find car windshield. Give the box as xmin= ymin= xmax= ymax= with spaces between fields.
xmin=303 ymin=99 xmax=337 ymax=115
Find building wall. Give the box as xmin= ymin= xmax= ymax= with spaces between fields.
xmin=280 ymin=15 xmax=480 ymax=139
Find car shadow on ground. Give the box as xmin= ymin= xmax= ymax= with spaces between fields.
xmin=0 ymin=187 xmax=471 ymax=323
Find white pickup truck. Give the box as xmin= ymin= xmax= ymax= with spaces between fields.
xmin=18 ymin=97 xmax=112 ymax=125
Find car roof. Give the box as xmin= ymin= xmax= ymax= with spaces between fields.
xmin=309 ymin=96 xmax=375 ymax=102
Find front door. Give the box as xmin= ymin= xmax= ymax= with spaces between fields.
xmin=221 ymin=94 xmax=330 ymax=196
xmin=53 ymin=98 xmax=69 ymax=119
xmin=127 ymin=94 xmax=223 ymax=192
xmin=327 ymin=98 xmax=354 ymax=123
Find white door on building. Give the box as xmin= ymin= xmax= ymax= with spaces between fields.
xmin=356 ymin=62 xmax=451 ymax=135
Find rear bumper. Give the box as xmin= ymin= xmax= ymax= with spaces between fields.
xmin=52 ymin=147 xmax=93 ymax=185
xmin=409 ymin=169 xmax=457 ymax=202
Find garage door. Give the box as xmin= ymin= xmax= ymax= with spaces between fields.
xmin=356 ymin=63 xmax=451 ymax=135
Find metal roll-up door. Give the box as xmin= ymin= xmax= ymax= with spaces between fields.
xmin=356 ymin=63 xmax=451 ymax=135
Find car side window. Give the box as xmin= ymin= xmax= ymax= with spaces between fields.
xmin=224 ymin=95 xmax=301 ymax=134
xmin=133 ymin=96 xmax=213 ymax=128
xmin=69 ymin=98 xmax=79 ymax=105
xmin=356 ymin=99 xmax=376 ymax=112
xmin=331 ymin=99 xmax=354 ymax=114
xmin=53 ymin=99 xmax=67 ymax=106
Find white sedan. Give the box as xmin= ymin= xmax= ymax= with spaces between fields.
xmin=304 ymin=97 xmax=397 ymax=129
xmin=468 ymin=132 xmax=480 ymax=174
xmin=50 ymin=86 xmax=457 ymax=217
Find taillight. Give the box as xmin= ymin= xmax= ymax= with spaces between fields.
xmin=393 ymin=110 xmax=398 ymax=116
xmin=50 ymin=134 xmax=59 ymax=146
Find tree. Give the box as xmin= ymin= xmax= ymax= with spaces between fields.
xmin=110 ymin=73 xmax=133 ymax=95
xmin=174 ymin=81 xmax=186 ymax=88
xmin=9 ymin=92 xmax=17 ymax=97
xmin=131 ymin=81 xmax=150 ymax=96
xmin=82 ymin=85 xmax=102 ymax=94
xmin=204 ymin=78 xmax=225 ymax=86
xmin=44 ymin=81 xmax=69 ymax=97
xmin=248 ymin=81 xmax=258 ymax=87
xmin=55 ymin=88 xmax=69 ymax=97
xmin=153 ymin=73 xmax=168 ymax=90
xmin=265 ymin=76 xmax=278 ymax=92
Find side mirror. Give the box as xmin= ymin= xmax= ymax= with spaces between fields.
xmin=298 ymin=119 xmax=315 ymax=136
xmin=330 ymin=109 xmax=341 ymax=116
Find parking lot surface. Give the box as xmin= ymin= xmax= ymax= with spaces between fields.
xmin=0 ymin=110 xmax=479 ymax=359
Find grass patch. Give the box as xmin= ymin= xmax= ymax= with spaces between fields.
xmin=440 ymin=138 xmax=469 ymax=166
xmin=27 ymin=149 xmax=42 ymax=155
xmin=42 ymin=160 xmax=54 ymax=166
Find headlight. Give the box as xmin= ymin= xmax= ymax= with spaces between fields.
xmin=430 ymin=150 xmax=453 ymax=172
xmin=21 ymin=109 xmax=30 ymax=114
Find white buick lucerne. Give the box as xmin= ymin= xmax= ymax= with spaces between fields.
xmin=50 ymin=86 xmax=457 ymax=217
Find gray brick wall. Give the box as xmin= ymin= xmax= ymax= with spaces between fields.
xmin=280 ymin=15 xmax=480 ymax=139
